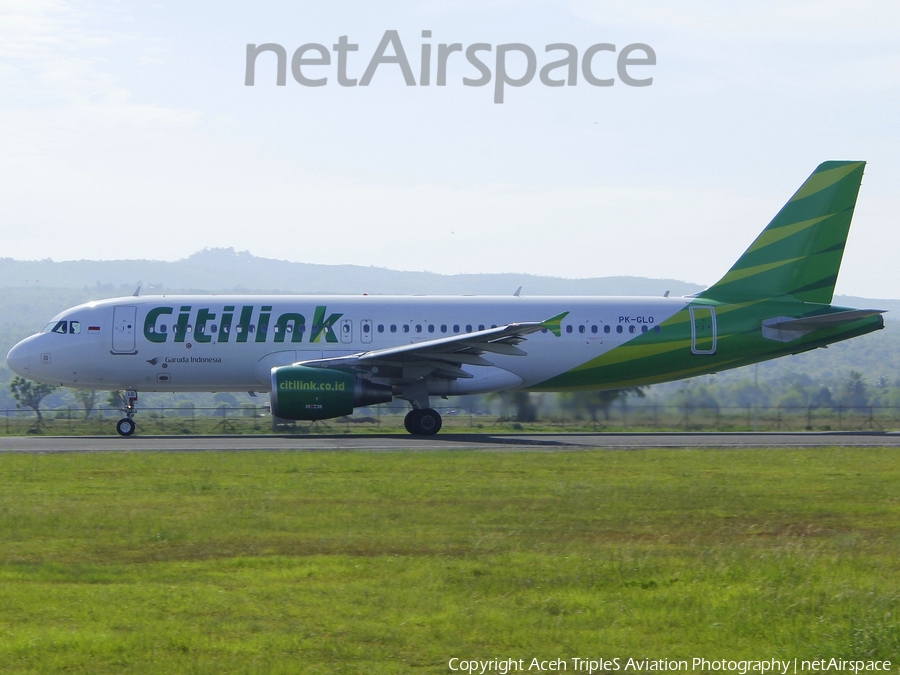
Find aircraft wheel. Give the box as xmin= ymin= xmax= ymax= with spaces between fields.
xmin=116 ymin=418 xmax=136 ymax=437
xmin=404 ymin=409 xmax=420 ymax=434
xmin=416 ymin=408 xmax=443 ymax=436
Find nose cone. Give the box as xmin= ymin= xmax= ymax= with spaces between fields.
xmin=7 ymin=340 xmax=31 ymax=377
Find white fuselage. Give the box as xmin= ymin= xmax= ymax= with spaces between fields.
xmin=7 ymin=295 xmax=686 ymax=395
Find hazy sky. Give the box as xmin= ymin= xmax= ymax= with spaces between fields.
xmin=1 ymin=1 xmax=898 ymax=297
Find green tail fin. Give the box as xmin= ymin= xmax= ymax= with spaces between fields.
xmin=699 ymin=161 xmax=865 ymax=304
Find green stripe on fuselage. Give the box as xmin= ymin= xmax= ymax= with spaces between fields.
xmin=530 ymin=301 xmax=883 ymax=391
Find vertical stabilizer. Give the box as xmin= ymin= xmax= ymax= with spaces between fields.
xmin=699 ymin=161 xmax=865 ymax=303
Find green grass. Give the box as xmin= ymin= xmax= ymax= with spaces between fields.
xmin=1 ymin=448 xmax=899 ymax=673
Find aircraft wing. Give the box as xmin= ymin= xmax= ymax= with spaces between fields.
xmin=293 ymin=312 xmax=568 ymax=381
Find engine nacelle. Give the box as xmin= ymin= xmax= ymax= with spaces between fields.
xmin=270 ymin=365 xmax=392 ymax=420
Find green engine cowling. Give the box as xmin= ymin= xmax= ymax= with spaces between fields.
xmin=270 ymin=365 xmax=392 ymax=420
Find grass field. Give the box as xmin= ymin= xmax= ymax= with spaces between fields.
xmin=1 ymin=447 xmax=899 ymax=673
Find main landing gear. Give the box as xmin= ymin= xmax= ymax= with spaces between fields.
xmin=404 ymin=408 xmax=442 ymax=436
xmin=116 ymin=390 xmax=138 ymax=437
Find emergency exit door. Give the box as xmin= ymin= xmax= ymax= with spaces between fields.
xmin=340 ymin=319 xmax=353 ymax=343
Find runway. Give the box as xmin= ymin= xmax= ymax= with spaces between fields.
xmin=2 ymin=431 xmax=900 ymax=453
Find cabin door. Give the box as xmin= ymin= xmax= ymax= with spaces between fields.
xmin=689 ymin=306 xmax=717 ymax=355
xmin=112 ymin=306 xmax=137 ymax=354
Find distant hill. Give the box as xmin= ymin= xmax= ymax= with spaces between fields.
xmin=830 ymin=296 xmax=900 ymax=318
xmin=0 ymin=248 xmax=703 ymax=297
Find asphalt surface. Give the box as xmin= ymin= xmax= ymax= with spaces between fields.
xmin=1 ymin=432 xmax=900 ymax=453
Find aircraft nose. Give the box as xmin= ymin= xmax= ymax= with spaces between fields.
xmin=6 ymin=340 xmax=31 ymax=376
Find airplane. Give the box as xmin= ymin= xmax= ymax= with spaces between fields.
xmin=6 ymin=160 xmax=885 ymax=437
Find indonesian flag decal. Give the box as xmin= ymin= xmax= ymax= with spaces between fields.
xmin=88 ymin=326 xmax=101 ymax=333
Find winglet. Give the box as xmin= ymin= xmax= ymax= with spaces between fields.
xmin=541 ymin=311 xmax=569 ymax=337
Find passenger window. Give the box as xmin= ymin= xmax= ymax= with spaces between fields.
xmin=654 ymin=326 xmax=661 ymax=333
xmin=466 ymin=325 xmax=472 ymax=332
xmin=629 ymin=325 xmax=636 ymax=333
xmin=441 ymin=324 xmax=447 ymax=333
xmin=415 ymin=324 xmax=422 ymax=333
xmin=591 ymin=325 xmax=598 ymax=334
xmin=69 ymin=321 xmax=81 ymax=334
xmin=211 ymin=324 xmax=218 ymax=333
xmin=566 ymin=325 xmax=573 ymax=334
xmin=160 ymin=325 xmax=168 ymax=334
xmin=390 ymin=325 xmax=397 ymax=333
xmin=603 ymin=325 xmax=611 ymax=334
xmin=478 ymin=324 xmax=485 ymax=331
xmin=363 ymin=324 xmax=370 ymax=333
xmin=343 ymin=324 xmax=350 ymax=333
xmin=578 ymin=325 xmax=585 ymax=334
xmin=402 ymin=325 xmax=410 ymax=333
xmin=641 ymin=325 xmax=648 ymax=333
xmin=377 ymin=324 xmax=384 ymax=333
xmin=616 ymin=325 xmax=623 ymax=334
xmin=428 ymin=325 xmax=435 ymax=333
xmin=249 ymin=325 xmax=255 ymax=333
xmin=453 ymin=325 xmax=460 ymax=333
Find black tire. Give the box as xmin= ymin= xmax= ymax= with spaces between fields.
xmin=404 ymin=409 xmax=420 ymax=434
xmin=116 ymin=418 xmax=136 ymax=437
xmin=416 ymin=408 xmax=442 ymax=436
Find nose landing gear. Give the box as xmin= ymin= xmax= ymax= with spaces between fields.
xmin=116 ymin=390 xmax=138 ymax=437
xmin=116 ymin=417 xmax=136 ymax=437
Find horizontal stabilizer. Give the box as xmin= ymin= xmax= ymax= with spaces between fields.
xmin=762 ymin=309 xmax=884 ymax=342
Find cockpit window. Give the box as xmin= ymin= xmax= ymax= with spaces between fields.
xmin=46 ymin=320 xmax=80 ymax=335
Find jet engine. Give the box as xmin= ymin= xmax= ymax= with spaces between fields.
xmin=269 ymin=365 xmax=392 ymax=420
